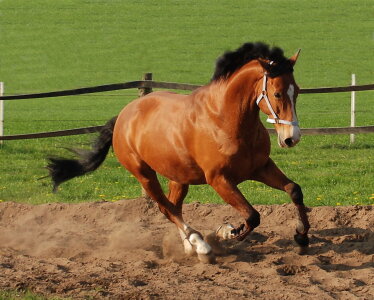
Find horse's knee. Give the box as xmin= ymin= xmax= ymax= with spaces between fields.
xmin=286 ymin=182 xmax=304 ymax=205
xmin=157 ymin=204 xmax=168 ymax=216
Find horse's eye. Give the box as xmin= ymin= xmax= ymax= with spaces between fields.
xmin=274 ymin=92 xmax=282 ymax=99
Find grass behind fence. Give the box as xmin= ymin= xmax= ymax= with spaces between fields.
xmin=0 ymin=0 xmax=373 ymax=206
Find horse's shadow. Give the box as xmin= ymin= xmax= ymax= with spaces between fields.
xmin=213 ymin=232 xmax=270 ymax=263
xmin=309 ymin=227 xmax=373 ymax=254
xmin=215 ymin=227 xmax=373 ymax=267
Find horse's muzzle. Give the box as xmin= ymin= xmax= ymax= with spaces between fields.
xmin=277 ymin=125 xmax=301 ymax=148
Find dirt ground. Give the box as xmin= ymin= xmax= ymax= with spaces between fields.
xmin=0 ymin=198 xmax=373 ymax=300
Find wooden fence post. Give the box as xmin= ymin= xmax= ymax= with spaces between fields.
xmin=0 ymin=82 xmax=4 ymax=146
xmin=350 ymin=74 xmax=356 ymax=144
xmin=138 ymin=73 xmax=153 ymax=199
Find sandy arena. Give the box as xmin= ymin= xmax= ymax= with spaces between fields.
xmin=0 ymin=198 xmax=373 ymax=299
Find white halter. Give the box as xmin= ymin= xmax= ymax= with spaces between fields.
xmin=256 ymin=74 xmax=299 ymax=126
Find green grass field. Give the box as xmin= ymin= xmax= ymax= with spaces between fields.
xmin=0 ymin=0 xmax=373 ymax=207
xmin=0 ymin=290 xmax=63 ymax=300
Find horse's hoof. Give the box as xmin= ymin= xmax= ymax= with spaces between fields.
xmin=198 ymin=251 xmax=216 ymax=264
xmin=294 ymin=232 xmax=309 ymax=248
xmin=216 ymin=223 xmax=235 ymax=240
xmin=183 ymin=239 xmax=196 ymax=256
xmin=294 ymin=232 xmax=309 ymax=255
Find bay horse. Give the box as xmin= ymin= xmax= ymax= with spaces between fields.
xmin=48 ymin=42 xmax=310 ymax=263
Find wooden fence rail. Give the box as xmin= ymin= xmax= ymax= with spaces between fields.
xmin=0 ymin=74 xmax=373 ymax=141
xmin=0 ymin=126 xmax=103 ymax=140
xmin=1 ymin=125 xmax=373 ymax=141
xmin=1 ymin=81 xmax=374 ymax=101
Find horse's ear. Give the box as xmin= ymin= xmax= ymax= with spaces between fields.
xmin=289 ymin=49 xmax=301 ymax=66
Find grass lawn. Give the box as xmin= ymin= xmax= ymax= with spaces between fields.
xmin=0 ymin=290 xmax=64 ymax=300
xmin=0 ymin=0 xmax=373 ymax=206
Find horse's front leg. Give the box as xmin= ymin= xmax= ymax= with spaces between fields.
xmin=131 ymin=166 xmax=215 ymax=263
xmin=252 ymin=158 xmax=310 ymax=251
xmin=207 ymin=174 xmax=261 ymax=241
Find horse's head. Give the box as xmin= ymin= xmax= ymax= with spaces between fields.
xmin=256 ymin=50 xmax=301 ymax=148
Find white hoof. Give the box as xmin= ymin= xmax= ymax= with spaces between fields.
xmin=183 ymin=238 xmax=195 ymax=256
xmin=189 ymin=233 xmax=212 ymax=255
xmin=216 ymin=223 xmax=235 ymax=240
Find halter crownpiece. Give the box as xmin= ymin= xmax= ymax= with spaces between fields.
xmin=256 ymin=74 xmax=299 ymax=126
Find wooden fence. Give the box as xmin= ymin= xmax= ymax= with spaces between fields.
xmin=0 ymin=73 xmax=374 ymax=141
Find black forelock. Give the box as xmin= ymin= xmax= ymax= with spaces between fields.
xmin=211 ymin=42 xmax=293 ymax=81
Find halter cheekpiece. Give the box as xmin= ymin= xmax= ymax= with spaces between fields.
xmin=255 ymin=74 xmax=299 ymax=126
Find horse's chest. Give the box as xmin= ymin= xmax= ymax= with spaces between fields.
xmin=222 ymin=140 xmax=270 ymax=181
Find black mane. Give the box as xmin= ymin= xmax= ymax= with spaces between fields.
xmin=211 ymin=42 xmax=293 ymax=81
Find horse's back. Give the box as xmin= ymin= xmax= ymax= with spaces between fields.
xmin=115 ymin=91 xmax=191 ymax=134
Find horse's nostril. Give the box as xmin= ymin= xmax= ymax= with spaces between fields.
xmin=284 ymin=138 xmax=293 ymax=147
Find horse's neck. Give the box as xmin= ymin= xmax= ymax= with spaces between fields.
xmin=203 ymin=70 xmax=262 ymax=137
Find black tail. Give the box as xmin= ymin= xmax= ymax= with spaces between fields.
xmin=47 ymin=116 xmax=117 ymax=192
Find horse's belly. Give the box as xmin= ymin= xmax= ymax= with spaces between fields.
xmin=141 ymin=143 xmax=206 ymax=184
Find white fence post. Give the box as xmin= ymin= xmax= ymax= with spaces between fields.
xmin=0 ymin=82 xmax=4 ymax=145
xmin=350 ymin=74 xmax=356 ymax=144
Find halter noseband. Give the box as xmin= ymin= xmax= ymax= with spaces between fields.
xmin=256 ymin=74 xmax=299 ymax=126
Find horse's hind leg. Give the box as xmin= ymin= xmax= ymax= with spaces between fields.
xmin=131 ymin=165 xmax=214 ymax=262
xmin=165 ymin=181 xmax=217 ymax=262
xmin=166 ymin=181 xmax=215 ymax=262
xmin=252 ymin=158 xmax=310 ymax=252
xmin=166 ymin=181 xmax=194 ymax=255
